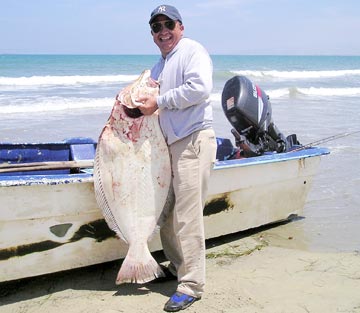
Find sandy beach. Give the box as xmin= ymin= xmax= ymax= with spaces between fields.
xmin=1 ymin=222 xmax=359 ymax=313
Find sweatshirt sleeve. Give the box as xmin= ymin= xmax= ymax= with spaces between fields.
xmin=157 ymin=43 xmax=213 ymax=110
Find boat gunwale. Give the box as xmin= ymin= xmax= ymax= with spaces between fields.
xmin=0 ymin=147 xmax=329 ymax=187
xmin=0 ymin=173 xmax=94 ymax=187
xmin=214 ymin=146 xmax=329 ymax=170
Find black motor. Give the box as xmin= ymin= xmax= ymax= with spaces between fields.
xmin=221 ymin=75 xmax=298 ymax=157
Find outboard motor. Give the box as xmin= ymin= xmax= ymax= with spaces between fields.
xmin=221 ymin=75 xmax=298 ymax=157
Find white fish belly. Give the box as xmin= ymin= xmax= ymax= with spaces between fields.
xmin=94 ymin=105 xmax=171 ymax=284
xmin=95 ymin=115 xmax=171 ymax=240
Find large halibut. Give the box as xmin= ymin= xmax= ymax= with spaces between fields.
xmin=94 ymin=70 xmax=172 ymax=284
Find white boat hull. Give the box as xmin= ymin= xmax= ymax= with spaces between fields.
xmin=0 ymin=148 xmax=327 ymax=282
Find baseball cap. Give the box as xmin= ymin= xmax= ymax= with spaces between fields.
xmin=149 ymin=5 xmax=182 ymax=24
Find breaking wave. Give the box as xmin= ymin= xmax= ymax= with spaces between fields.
xmin=232 ymin=69 xmax=360 ymax=79
xmin=0 ymin=97 xmax=114 ymax=114
xmin=270 ymin=87 xmax=360 ymax=98
xmin=296 ymin=87 xmax=360 ymax=97
xmin=211 ymin=86 xmax=360 ymax=102
xmin=0 ymin=74 xmax=139 ymax=88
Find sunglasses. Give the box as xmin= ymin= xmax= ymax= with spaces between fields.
xmin=150 ymin=20 xmax=176 ymax=33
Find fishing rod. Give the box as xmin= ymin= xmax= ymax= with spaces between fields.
xmin=291 ymin=130 xmax=360 ymax=152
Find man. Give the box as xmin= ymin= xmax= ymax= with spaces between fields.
xmin=137 ymin=4 xmax=217 ymax=312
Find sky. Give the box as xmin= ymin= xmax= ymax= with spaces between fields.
xmin=1 ymin=0 xmax=360 ymax=55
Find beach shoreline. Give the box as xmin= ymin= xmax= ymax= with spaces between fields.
xmin=1 ymin=54 xmax=360 ymax=312
xmin=1 ymin=222 xmax=359 ymax=313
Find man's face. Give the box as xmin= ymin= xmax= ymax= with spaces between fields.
xmin=151 ymin=15 xmax=184 ymax=57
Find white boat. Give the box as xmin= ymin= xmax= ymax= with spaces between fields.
xmin=0 ymin=137 xmax=329 ymax=282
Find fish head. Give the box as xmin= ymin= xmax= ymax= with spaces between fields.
xmin=120 ymin=69 xmax=159 ymax=110
xmin=110 ymin=70 xmax=160 ymax=121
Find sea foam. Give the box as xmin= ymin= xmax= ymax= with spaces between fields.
xmin=233 ymin=69 xmax=360 ymax=79
xmin=0 ymin=97 xmax=114 ymax=114
xmin=0 ymin=74 xmax=139 ymax=87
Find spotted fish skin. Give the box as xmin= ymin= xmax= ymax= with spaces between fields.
xmin=94 ymin=70 xmax=172 ymax=284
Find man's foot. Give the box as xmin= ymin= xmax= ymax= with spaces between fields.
xmin=163 ymin=292 xmax=199 ymax=312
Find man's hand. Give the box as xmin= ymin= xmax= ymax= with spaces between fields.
xmin=136 ymin=95 xmax=159 ymax=115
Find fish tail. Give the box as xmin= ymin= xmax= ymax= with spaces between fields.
xmin=115 ymin=244 xmax=164 ymax=284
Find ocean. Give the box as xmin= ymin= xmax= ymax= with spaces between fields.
xmin=0 ymin=54 xmax=359 ymax=253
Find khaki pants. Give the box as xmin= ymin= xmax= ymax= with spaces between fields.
xmin=160 ymin=128 xmax=217 ymax=298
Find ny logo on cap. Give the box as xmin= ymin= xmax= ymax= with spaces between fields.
xmin=157 ymin=5 xmax=166 ymax=13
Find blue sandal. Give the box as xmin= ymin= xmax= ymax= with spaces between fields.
xmin=164 ymin=291 xmax=199 ymax=312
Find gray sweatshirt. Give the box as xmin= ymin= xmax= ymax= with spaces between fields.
xmin=151 ymin=37 xmax=213 ymax=145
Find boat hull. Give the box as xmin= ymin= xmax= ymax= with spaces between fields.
xmin=0 ymin=143 xmax=328 ymax=282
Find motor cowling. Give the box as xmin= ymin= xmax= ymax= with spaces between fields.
xmin=221 ymin=75 xmax=297 ymax=157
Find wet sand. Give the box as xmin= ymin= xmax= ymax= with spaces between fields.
xmin=1 ymin=222 xmax=360 ymax=313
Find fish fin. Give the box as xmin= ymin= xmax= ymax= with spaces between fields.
xmin=115 ymin=244 xmax=164 ymax=284
xmin=156 ymin=185 xmax=175 ymax=229
xmin=148 ymin=225 xmax=160 ymax=242
xmin=93 ymin=146 xmax=127 ymax=242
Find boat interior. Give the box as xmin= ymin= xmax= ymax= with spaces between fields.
xmin=0 ymin=137 xmax=237 ymax=177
